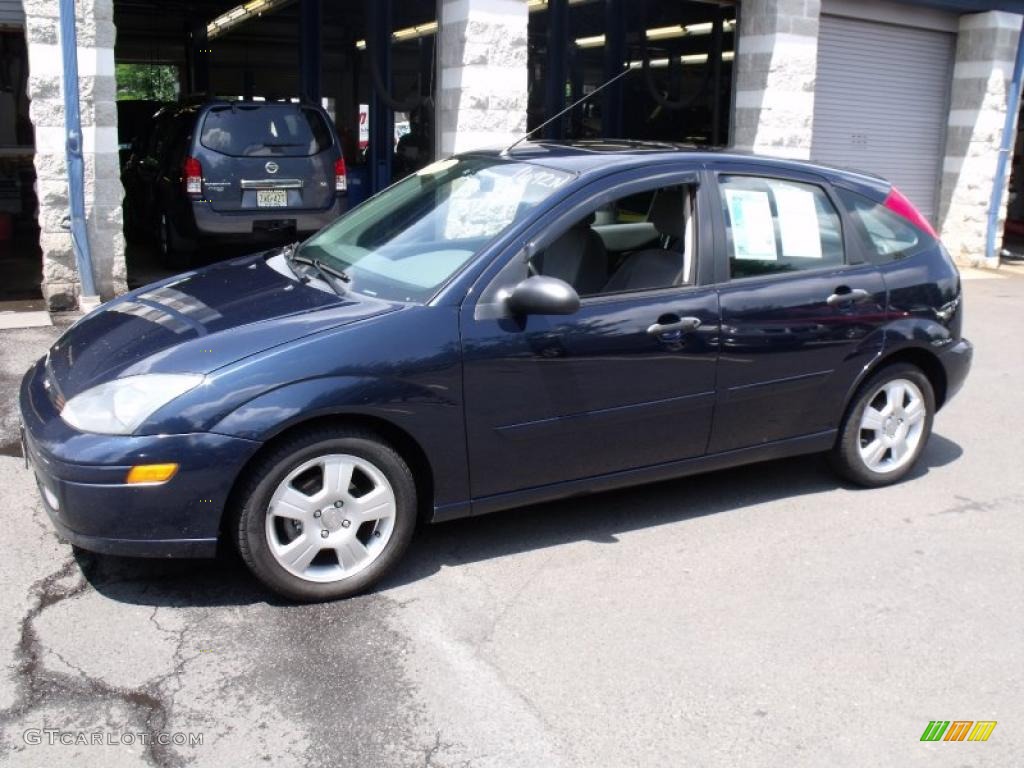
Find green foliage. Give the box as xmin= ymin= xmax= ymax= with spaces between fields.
xmin=116 ymin=63 xmax=180 ymax=102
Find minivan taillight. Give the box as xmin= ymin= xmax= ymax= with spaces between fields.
xmin=334 ymin=157 xmax=347 ymax=194
xmin=183 ymin=156 xmax=202 ymax=196
xmin=884 ymin=186 xmax=937 ymax=238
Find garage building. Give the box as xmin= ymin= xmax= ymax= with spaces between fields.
xmin=0 ymin=0 xmax=1022 ymax=312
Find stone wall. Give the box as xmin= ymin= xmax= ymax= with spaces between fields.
xmin=23 ymin=0 xmax=126 ymax=309
xmin=937 ymin=11 xmax=1023 ymax=267
xmin=733 ymin=0 xmax=821 ymax=159
xmin=437 ymin=0 xmax=528 ymax=156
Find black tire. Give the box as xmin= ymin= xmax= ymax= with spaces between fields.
xmin=234 ymin=427 xmax=417 ymax=602
xmin=830 ymin=362 xmax=935 ymax=487
xmin=158 ymin=213 xmax=194 ymax=271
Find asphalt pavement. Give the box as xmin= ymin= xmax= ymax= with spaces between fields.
xmin=0 ymin=271 xmax=1020 ymax=767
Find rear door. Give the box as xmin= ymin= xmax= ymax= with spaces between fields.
xmin=195 ymin=104 xmax=339 ymax=213
xmin=707 ymin=165 xmax=889 ymax=453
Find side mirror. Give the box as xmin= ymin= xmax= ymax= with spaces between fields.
xmin=506 ymin=275 xmax=580 ymax=316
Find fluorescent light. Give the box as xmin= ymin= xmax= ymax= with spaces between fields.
xmin=571 ymin=18 xmax=736 ymax=47
xmin=207 ymin=0 xmax=290 ymax=39
xmin=575 ymin=34 xmax=605 ymax=48
xmin=646 ymin=25 xmax=685 ymax=41
xmin=355 ymin=21 xmax=438 ymax=49
xmin=627 ymin=51 xmax=735 ymax=69
xmin=529 ymin=0 xmax=596 ymax=12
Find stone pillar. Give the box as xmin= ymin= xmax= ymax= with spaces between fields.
xmin=436 ymin=0 xmax=529 ymax=157
xmin=937 ymin=11 xmax=1023 ymax=268
xmin=24 ymin=0 xmax=126 ymax=310
xmin=733 ymin=0 xmax=821 ymax=159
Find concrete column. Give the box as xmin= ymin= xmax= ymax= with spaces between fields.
xmin=437 ymin=0 xmax=529 ymax=157
xmin=733 ymin=0 xmax=821 ymax=159
xmin=937 ymin=11 xmax=1023 ymax=268
xmin=23 ymin=0 xmax=126 ymax=310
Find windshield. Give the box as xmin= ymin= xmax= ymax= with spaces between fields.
xmin=200 ymin=104 xmax=333 ymax=157
xmin=299 ymin=156 xmax=574 ymax=302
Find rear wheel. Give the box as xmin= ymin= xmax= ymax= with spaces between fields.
xmin=830 ymin=363 xmax=935 ymax=487
xmin=158 ymin=213 xmax=194 ymax=270
xmin=235 ymin=428 xmax=417 ymax=602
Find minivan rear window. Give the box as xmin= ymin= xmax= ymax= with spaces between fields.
xmin=199 ymin=105 xmax=333 ymax=157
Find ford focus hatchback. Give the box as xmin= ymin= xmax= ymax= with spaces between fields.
xmin=22 ymin=143 xmax=972 ymax=601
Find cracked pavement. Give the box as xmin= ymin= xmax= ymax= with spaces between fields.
xmin=0 ymin=275 xmax=1022 ymax=767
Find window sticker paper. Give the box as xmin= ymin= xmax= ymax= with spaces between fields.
xmin=775 ymin=184 xmax=823 ymax=259
xmin=725 ymin=188 xmax=777 ymax=261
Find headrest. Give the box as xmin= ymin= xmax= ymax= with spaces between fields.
xmin=572 ymin=211 xmax=597 ymax=228
xmin=649 ymin=189 xmax=686 ymax=241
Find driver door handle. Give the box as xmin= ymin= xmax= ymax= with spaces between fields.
xmin=826 ymin=287 xmax=871 ymax=307
xmin=647 ymin=316 xmax=702 ymax=336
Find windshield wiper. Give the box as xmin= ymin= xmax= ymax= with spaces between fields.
xmin=282 ymin=242 xmax=351 ymax=296
xmin=280 ymin=242 xmax=306 ymax=281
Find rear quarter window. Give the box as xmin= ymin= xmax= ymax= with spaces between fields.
xmin=199 ymin=105 xmax=334 ymax=157
xmin=836 ymin=188 xmax=929 ymax=264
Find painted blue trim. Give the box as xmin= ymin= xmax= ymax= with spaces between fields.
xmin=58 ymin=0 xmax=97 ymax=298
xmin=987 ymin=17 xmax=1024 ymax=263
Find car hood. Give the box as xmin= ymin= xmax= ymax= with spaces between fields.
xmin=47 ymin=250 xmax=400 ymax=399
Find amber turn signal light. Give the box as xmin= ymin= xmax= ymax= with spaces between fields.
xmin=125 ymin=463 xmax=179 ymax=484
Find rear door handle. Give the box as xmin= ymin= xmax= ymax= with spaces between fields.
xmin=826 ymin=287 xmax=871 ymax=306
xmin=647 ymin=316 xmax=702 ymax=336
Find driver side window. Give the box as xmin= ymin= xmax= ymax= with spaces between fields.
xmin=529 ymin=184 xmax=697 ymax=297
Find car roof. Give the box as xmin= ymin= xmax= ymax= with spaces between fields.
xmin=466 ymin=140 xmax=891 ymax=197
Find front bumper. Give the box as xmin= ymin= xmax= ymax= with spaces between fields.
xmin=20 ymin=358 xmax=261 ymax=558
xmin=937 ymin=336 xmax=973 ymax=407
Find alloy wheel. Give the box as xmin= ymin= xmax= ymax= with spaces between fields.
xmin=857 ymin=377 xmax=927 ymax=474
xmin=265 ymin=453 xmax=397 ymax=582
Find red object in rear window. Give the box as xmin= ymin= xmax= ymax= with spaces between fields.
xmin=334 ymin=157 xmax=347 ymax=193
xmin=183 ymin=156 xmax=202 ymax=196
xmin=883 ymin=186 xmax=937 ymax=238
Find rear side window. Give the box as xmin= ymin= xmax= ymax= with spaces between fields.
xmin=836 ymin=188 xmax=925 ymax=263
xmin=719 ymin=175 xmax=844 ymax=279
xmin=199 ymin=105 xmax=333 ymax=157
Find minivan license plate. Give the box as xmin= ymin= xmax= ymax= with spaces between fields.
xmin=257 ymin=190 xmax=287 ymax=208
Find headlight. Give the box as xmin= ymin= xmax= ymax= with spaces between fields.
xmin=60 ymin=374 xmax=204 ymax=435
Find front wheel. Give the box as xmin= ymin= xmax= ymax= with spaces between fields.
xmin=830 ymin=363 xmax=935 ymax=487
xmin=235 ymin=428 xmax=417 ymax=602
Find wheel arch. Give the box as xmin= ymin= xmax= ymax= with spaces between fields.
xmin=219 ymin=412 xmax=436 ymax=547
xmin=844 ymin=344 xmax=949 ymax=420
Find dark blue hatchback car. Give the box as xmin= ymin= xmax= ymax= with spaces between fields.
xmin=20 ymin=142 xmax=972 ymax=601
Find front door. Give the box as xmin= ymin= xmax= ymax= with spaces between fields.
xmin=707 ymin=169 xmax=889 ymax=453
xmin=460 ymin=171 xmax=720 ymax=500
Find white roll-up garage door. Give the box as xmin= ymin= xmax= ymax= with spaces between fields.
xmin=811 ymin=14 xmax=955 ymax=223
xmin=0 ymin=1 xmax=24 ymax=26
xmin=0 ymin=0 xmax=22 ymax=25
